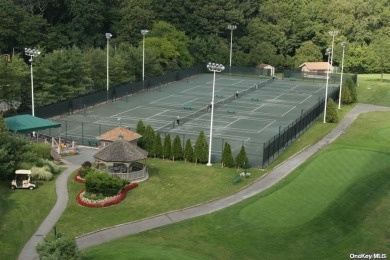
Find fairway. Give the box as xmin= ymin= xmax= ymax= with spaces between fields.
xmin=82 ymin=111 xmax=390 ymax=259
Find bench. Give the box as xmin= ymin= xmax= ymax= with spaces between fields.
xmin=183 ymin=103 xmax=192 ymax=110
xmin=251 ymin=97 xmax=259 ymax=101
xmin=227 ymin=109 xmax=236 ymax=114
xmin=88 ymin=140 xmax=99 ymax=147
xmin=215 ymin=94 xmax=224 ymax=98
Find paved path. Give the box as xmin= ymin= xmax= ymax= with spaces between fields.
xmin=19 ymin=104 xmax=390 ymax=259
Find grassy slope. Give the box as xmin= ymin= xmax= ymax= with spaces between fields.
xmin=83 ymin=74 xmax=390 ymax=259
xmin=0 ymin=179 xmax=57 ymax=260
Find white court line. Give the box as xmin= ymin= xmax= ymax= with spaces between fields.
xmin=231 ymin=80 xmax=244 ymax=86
xmin=257 ymin=120 xmax=276 ymax=134
xmin=224 ymin=118 xmax=241 ymax=128
xmin=280 ymin=106 xmax=296 ymax=117
xmin=290 ymin=84 xmax=300 ymax=90
xmin=150 ymin=95 xmax=173 ymax=104
xmin=180 ymin=85 xmax=204 ymax=94
xmin=112 ymin=106 xmax=142 ymax=117
xmin=273 ymin=93 xmax=284 ymax=100
xmin=299 ymin=94 xmax=312 ymax=104
xmin=147 ymin=110 xmax=169 ymax=120
xmin=315 ymin=85 xmax=326 ymax=93
xmin=251 ymin=104 xmax=265 ymax=113
xmin=184 ymin=97 xmax=200 ymax=104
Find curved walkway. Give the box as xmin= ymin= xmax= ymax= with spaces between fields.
xmin=19 ymin=104 xmax=390 ymax=259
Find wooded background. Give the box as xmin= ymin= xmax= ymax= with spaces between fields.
xmin=1 ymin=0 xmax=389 ymax=109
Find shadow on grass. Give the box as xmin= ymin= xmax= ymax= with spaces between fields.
xmin=310 ymin=167 xmax=390 ymax=234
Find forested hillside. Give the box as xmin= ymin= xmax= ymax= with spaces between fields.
xmin=0 ymin=0 xmax=389 ymax=109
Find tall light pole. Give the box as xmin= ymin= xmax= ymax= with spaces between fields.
xmin=227 ymin=24 xmax=237 ymax=68
xmin=141 ymin=29 xmax=149 ymax=83
xmin=323 ymin=48 xmax=331 ymax=123
xmin=206 ymin=62 xmax=225 ymax=166
xmin=338 ymin=42 xmax=346 ymax=109
xmin=106 ymin=33 xmax=112 ymax=103
xmin=329 ymin=30 xmax=338 ymax=73
xmin=24 ymin=48 xmax=41 ymax=117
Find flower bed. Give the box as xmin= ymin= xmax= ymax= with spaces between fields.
xmin=77 ymin=182 xmax=138 ymax=208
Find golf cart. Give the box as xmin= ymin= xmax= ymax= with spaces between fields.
xmin=11 ymin=169 xmax=36 ymax=190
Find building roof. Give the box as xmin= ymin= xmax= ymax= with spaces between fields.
xmin=4 ymin=114 xmax=61 ymax=133
xmin=94 ymin=139 xmax=148 ymax=163
xmin=256 ymin=63 xmax=274 ymax=69
xmin=299 ymin=62 xmax=330 ymax=71
xmin=98 ymin=127 xmax=141 ymax=142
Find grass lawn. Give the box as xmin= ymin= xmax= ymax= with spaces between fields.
xmin=55 ymin=161 xmax=265 ymax=238
xmin=82 ymin=111 xmax=390 ymax=260
xmin=0 ymin=178 xmax=57 ymax=260
xmin=357 ymin=74 xmax=390 ymax=106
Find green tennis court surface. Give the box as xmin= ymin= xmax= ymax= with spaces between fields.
xmin=52 ymin=73 xmax=338 ymax=166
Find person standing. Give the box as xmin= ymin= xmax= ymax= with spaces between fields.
xmin=235 ymin=91 xmax=239 ymax=99
xmin=176 ymin=116 xmax=180 ymax=125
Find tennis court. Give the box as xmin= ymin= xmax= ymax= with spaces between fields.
xmin=52 ymin=73 xmax=338 ymax=166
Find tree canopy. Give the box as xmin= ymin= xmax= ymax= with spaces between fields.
xmin=1 ymin=0 xmax=389 ymax=109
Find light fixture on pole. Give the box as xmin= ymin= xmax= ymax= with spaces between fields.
xmin=24 ymin=48 xmax=41 ymax=117
xmin=227 ymin=24 xmax=237 ymax=68
xmin=206 ymin=62 xmax=225 ymax=166
xmin=141 ymin=29 xmax=149 ymax=83
xmin=106 ymin=33 xmax=112 ymax=103
xmin=338 ymin=42 xmax=346 ymax=109
xmin=329 ymin=30 xmax=338 ymax=72
xmin=323 ymin=48 xmax=331 ymax=123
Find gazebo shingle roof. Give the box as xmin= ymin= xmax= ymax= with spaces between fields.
xmin=98 ymin=127 xmax=141 ymax=142
xmin=93 ymin=139 xmax=148 ymax=162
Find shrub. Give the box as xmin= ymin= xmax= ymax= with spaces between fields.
xmin=341 ymin=85 xmax=352 ymax=104
xmin=152 ymin=132 xmax=163 ymax=158
xmin=30 ymin=142 xmax=52 ymax=160
xmin=82 ymin=161 xmax=92 ymax=168
xmin=172 ymin=135 xmax=183 ymax=161
xmin=36 ymin=236 xmax=81 ymax=260
xmin=235 ymin=146 xmax=249 ymax=169
xmin=143 ymin=125 xmax=155 ymax=153
xmin=79 ymin=166 xmax=96 ymax=179
xmin=162 ymin=134 xmax=172 ymax=159
xmin=194 ymin=131 xmax=208 ymax=164
xmin=326 ymin=98 xmax=339 ymax=123
xmin=221 ymin=142 xmax=235 ymax=168
xmin=85 ymin=171 xmax=127 ymax=197
xmin=184 ymin=139 xmax=193 ymax=163
xmin=37 ymin=159 xmax=60 ymax=174
xmin=31 ymin=166 xmax=53 ymax=181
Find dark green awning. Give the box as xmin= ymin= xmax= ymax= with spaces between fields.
xmin=4 ymin=114 xmax=61 ymax=133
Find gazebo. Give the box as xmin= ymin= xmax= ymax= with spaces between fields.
xmin=93 ymin=139 xmax=148 ymax=181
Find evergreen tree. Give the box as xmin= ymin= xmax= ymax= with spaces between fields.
xmin=143 ymin=125 xmax=155 ymax=154
xmin=172 ymin=135 xmax=183 ymax=161
xmin=183 ymin=138 xmax=193 ymax=163
xmin=345 ymin=77 xmax=358 ymax=103
xmin=221 ymin=142 xmax=235 ymax=168
xmin=152 ymin=132 xmax=162 ymax=158
xmin=162 ymin=134 xmax=172 ymax=159
xmin=341 ymin=85 xmax=352 ymax=104
xmin=194 ymin=131 xmax=208 ymax=164
xmin=236 ymin=145 xmax=249 ymax=169
xmin=136 ymin=120 xmax=145 ymax=135
xmin=136 ymin=120 xmax=146 ymax=148
xmin=326 ymin=98 xmax=339 ymax=123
